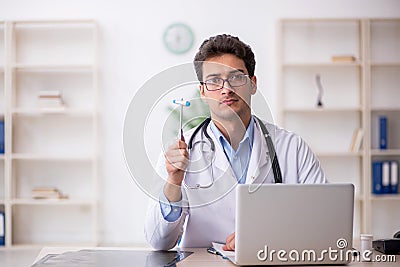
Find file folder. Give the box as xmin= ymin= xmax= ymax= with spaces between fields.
xmin=0 ymin=120 xmax=4 ymax=154
xmin=372 ymin=161 xmax=383 ymax=194
xmin=391 ymin=161 xmax=399 ymax=194
xmin=382 ymin=161 xmax=390 ymax=194
xmin=379 ymin=116 xmax=387 ymax=149
xmin=0 ymin=211 xmax=4 ymax=246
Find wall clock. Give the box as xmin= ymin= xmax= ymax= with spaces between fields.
xmin=163 ymin=23 xmax=194 ymax=54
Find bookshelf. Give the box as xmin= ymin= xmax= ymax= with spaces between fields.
xmin=368 ymin=18 xmax=400 ymax=239
xmin=278 ymin=18 xmax=400 ymax=239
xmin=0 ymin=20 xmax=98 ymax=248
xmin=0 ymin=21 xmax=5 ymax=248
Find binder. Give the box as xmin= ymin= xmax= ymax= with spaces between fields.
xmin=0 ymin=211 xmax=4 ymax=246
xmin=0 ymin=120 xmax=4 ymax=154
xmin=391 ymin=161 xmax=399 ymax=194
xmin=382 ymin=161 xmax=390 ymax=194
xmin=379 ymin=116 xmax=387 ymax=149
xmin=372 ymin=161 xmax=383 ymax=194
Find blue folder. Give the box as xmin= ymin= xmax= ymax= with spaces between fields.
xmin=0 ymin=120 xmax=4 ymax=154
xmin=379 ymin=116 xmax=387 ymax=150
xmin=372 ymin=161 xmax=383 ymax=194
xmin=0 ymin=211 xmax=4 ymax=246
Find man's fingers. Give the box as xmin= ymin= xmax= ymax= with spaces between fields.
xmin=226 ymin=233 xmax=235 ymax=243
xmin=165 ymin=148 xmax=188 ymax=159
xmin=222 ymin=232 xmax=235 ymax=251
xmin=177 ymin=139 xmax=187 ymax=149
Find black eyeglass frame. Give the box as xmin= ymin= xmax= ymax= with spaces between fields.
xmin=201 ymin=74 xmax=252 ymax=91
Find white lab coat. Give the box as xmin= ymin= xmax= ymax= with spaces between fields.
xmin=144 ymin=118 xmax=327 ymax=250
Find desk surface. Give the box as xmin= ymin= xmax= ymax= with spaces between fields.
xmin=33 ymin=246 xmax=399 ymax=267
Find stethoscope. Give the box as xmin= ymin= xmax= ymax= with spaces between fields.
xmin=183 ymin=116 xmax=282 ymax=189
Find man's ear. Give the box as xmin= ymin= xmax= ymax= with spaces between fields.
xmin=199 ymin=83 xmax=209 ymax=105
xmin=199 ymin=83 xmax=205 ymax=97
xmin=250 ymin=76 xmax=257 ymax=95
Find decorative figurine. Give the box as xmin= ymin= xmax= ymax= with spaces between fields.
xmin=315 ymin=73 xmax=324 ymax=108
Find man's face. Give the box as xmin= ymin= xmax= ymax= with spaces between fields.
xmin=200 ymin=54 xmax=257 ymax=122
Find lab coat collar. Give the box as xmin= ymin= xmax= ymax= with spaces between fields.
xmin=204 ymin=123 xmax=234 ymax=176
xmin=245 ymin=118 xmax=272 ymax=184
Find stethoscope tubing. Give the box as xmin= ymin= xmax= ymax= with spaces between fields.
xmin=183 ymin=116 xmax=282 ymax=189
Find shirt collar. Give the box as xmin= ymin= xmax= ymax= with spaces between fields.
xmin=210 ymin=116 xmax=255 ymax=149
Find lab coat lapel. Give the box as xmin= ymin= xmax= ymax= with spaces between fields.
xmin=206 ymin=125 xmax=236 ymax=180
xmin=184 ymin=125 xmax=237 ymax=208
xmin=245 ymin=119 xmax=272 ymax=184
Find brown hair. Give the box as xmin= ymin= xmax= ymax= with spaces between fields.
xmin=193 ymin=34 xmax=256 ymax=81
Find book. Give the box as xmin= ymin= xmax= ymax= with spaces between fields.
xmin=382 ymin=161 xmax=391 ymax=194
xmin=391 ymin=161 xmax=399 ymax=194
xmin=32 ymin=187 xmax=68 ymax=200
xmin=379 ymin=116 xmax=387 ymax=149
xmin=350 ymin=128 xmax=363 ymax=152
xmin=372 ymin=161 xmax=383 ymax=194
xmin=38 ymin=90 xmax=65 ymax=110
xmin=0 ymin=211 xmax=4 ymax=246
xmin=331 ymin=55 xmax=356 ymax=63
xmin=0 ymin=120 xmax=4 ymax=154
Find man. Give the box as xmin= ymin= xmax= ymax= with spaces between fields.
xmin=145 ymin=34 xmax=326 ymax=251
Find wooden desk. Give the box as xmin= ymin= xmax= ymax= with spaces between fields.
xmin=33 ymin=247 xmax=399 ymax=266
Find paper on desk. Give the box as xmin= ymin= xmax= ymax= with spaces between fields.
xmin=212 ymin=242 xmax=235 ymax=260
xmin=31 ymin=249 xmax=193 ymax=267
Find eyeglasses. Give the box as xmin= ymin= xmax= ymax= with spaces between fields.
xmin=202 ymin=74 xmax=250 ymax=91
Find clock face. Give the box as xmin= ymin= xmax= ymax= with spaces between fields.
xmin=163 ymin=23 xmax=194 ymax=54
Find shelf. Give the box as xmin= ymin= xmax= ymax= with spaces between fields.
xmin=315 ymin=151 xmax=363 ymax=157
xmin=12 ymin=108 xmax=94 ymax=117
xmin=371 ymin=149 xmax=400 ymax=156
xmin=0 ymin=19 xmax=98 ymax=250
xmin=371 ymin=62 xmax=400 ymax=67
xmin=10 ymin=199 xmax=94 ymax=206
xmin=13 ymin=64 xmax=93 ymax=72
xmin=370 ymin=107 xmax=400 ymax=112
xmin=279 ymin=18 xmax=400 ymax=238
xmin=370 ymin=195 xmax=400 ymax=201
xmin=14 ymin=20 xmax=96 ymax=26
xmin=283 ymin=107 xmax=362 ymax=113
xmin=282 ymin=62 xmax=361 ymax=67
xmin=11 ymin=153 xmax=93 ymax=161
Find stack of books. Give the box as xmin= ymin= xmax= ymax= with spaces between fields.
xmin=38 ymin=90 xmax=65 ymax=110
xmin=32 ymin=187 xmax=68 ymax=200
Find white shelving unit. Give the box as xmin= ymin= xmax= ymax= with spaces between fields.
xmin=278 ymin=18 xmax=400 ymax=239
xmin=0 ymin=21 xmax=6 ymax=248
xmin=368 ymin=18 xmax=400 ymax=239
xmin=0 ymin=20 xmax=98 ymax=249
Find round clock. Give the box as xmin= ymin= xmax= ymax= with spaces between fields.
xmin=163 ymin=23 xmax=194 ymax=55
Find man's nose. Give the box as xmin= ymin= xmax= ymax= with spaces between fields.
xmin=220 ymin=80 xmax=234 ymax=94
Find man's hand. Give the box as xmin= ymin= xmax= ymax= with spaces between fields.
xmin=222 ymin=232 xmax=235 ymax=251
xmin=164 ymin=139 xmax=189 ymax=202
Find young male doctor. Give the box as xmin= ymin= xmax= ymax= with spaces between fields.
xmin=144 ymin=34 xmax=327 ymax=251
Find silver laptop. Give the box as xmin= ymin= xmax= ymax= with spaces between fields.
xmin=223 ymin=183 xmax=354 ymax=265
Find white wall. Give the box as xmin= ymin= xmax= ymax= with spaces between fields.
xmin=0 ymin=0 xmax=399 ymax=245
